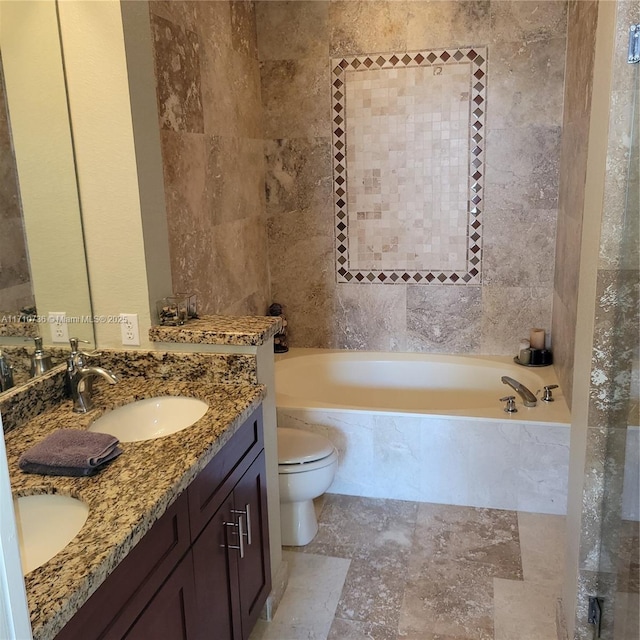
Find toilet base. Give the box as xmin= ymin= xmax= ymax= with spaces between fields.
xmin=280 ymin=499 xmax=318 ymax=546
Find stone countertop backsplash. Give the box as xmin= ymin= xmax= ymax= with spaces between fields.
xmin=148 ymin=314 xmax=282 ymax=346
xmin=0 ymin=345 xmax=265 ymax=640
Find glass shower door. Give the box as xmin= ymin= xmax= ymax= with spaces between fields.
xmin=603 ymin=18 xmax=639 ymax=639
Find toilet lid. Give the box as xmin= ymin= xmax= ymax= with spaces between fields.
xmin=277 ymin=428 xmax=335 ymax=464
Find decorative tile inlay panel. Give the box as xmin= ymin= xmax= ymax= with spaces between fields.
xmin=332 ymin=47 xmax=487 ymax=284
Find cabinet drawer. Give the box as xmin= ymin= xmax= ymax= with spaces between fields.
xmin=55 ymin=491 xmax=191 ymax=640
xmin=188 ymin=408 xmax=263 ymax=540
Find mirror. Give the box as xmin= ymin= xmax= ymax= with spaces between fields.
xmin=0 ymin=61 xmax=35 ymax=326
xmin=0 ymin=0 xmax=94 ymax=389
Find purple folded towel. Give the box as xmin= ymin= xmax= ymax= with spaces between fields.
xmin=19 ymin=429 xmax=122 ymax=477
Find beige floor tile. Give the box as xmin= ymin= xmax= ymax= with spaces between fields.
xmin=249 ymin=551 xmax=350 ymax=640
xmin=413 ymin=502 xmax=522 ymax=579
xmin=517 ymin=511 xmax=565 ymax=589
xmin=613 ymin=591 xmax=640 ymax=640
xmin=493 ymin=578 xmax=558 ymax=640
xmin=328 ymin=617 xmax=397 ymax=640
xmin=398 ymin=560 xmax=495 ymax=639
xmin=260 ymin=496 xmax=570 ymax=640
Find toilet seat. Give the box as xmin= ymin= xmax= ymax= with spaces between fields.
xmin=277 ymin=428 xmax=338 ymax=474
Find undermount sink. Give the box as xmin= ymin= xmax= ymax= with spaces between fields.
xmin=14 ymin=494 xmax=89 ymax=575
xmin=88 ymin=396 xmax=209 ymax=443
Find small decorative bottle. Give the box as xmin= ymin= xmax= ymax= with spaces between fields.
xmin=268 ymin=303 xmax=288 ymax=353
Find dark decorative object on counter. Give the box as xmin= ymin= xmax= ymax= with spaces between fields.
xmin=268 ymin=303 xmax=288 ymax=353
xmin=19 ymin=306 xmax=37 ymax=322
xmin=514 ymin=349 xmax=553 ymax=367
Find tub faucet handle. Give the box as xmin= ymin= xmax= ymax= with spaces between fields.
xmin=499 ymin=395 xmax=518 ymax=413
xmin=542 ymin=385 xmax=559 ymax=402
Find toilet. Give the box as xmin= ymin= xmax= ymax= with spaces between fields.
xmin=277 ymin=427 xmax=338 ymax=546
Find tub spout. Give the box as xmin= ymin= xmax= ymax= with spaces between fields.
xmin=501 ymin=376 xmax=537 ymax=407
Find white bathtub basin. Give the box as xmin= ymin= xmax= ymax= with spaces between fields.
xmin=276 ymin=349 xmax=570 ymax=422
xmin=89 ymin=396 xmax=209 ymax=443
xmin=14 ymin=494 xmax=89 ymax=575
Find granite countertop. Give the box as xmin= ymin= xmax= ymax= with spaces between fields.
xmin=4 ymin=377 xmax=265 ymax=640
xmin=148 ymin=314 xmax=283 ymax=346
xmin=0 ymin=311 xmax=39 ymax=338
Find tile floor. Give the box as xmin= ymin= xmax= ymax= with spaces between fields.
xmin=250 ymin=494 xmax=568 ymax=640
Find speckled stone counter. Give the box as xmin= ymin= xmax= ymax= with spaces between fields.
xmin=148 ymin=314 xmax=282 ymax=346
xmin=0 ymin=365 xmax=68 ymax=433
xmin=4 ymin=376 xmax=265 ymax=640
xmin=0 ymin=319 xmax=39 ymax=338
xmin=0 ymin=345 xmax=67 ymax=388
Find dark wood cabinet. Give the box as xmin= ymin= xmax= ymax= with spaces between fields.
xmin=124 ymin=551 xmax=198 ymax=640
xmin=192 ymin=451 xmax=271 ymax=640
xmin=234 ymin=453 xmax=270 ymax=635
xmin=54 ymin=406 xmax=270 ymax=640
xmin=192 ymin=492 xmax=238 ymax=640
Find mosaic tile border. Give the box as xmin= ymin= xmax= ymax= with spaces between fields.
xmin=332 ymin=47 xmax=487 ymax=285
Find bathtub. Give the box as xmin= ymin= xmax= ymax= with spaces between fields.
xmin=276 ymin=350 xmax=570 ymax=422
xmin=275 ymin=349 xmax=572 ymax=515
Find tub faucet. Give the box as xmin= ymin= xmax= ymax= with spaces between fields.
xmin=67 ymin=352 xmax=119 ymax=413
xmin=501 ymin=376 xmax=537 ymax=407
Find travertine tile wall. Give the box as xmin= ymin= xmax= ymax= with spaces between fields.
xmin=149 ymin=0 xmax=270 ymax=316
xmin=552 ymin=0 xmax=599 ymax=409
xmin=0 ymin=59 xmax=33 ymax=312
xmin=258 ymin=0 xmax=567 ymax=354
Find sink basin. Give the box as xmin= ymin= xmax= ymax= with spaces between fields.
xmin=14 ymin=494 xmax=89 ymax=575
xmin=88 ymin=396 xmax=209 ymax=443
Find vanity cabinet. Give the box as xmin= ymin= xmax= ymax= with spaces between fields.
xmin=189 ymin=407 xmax=271 ymax=640
xmin=54 ymin=406 xmax=270 ymax=640
xmin=191 ymin=452 xmax=270 ymax=640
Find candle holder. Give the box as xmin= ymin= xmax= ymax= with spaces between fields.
xmin=514 ymin=349 xmax=553 ymax=367
xmin=174 ymin=292 xmax=198 ymax=319
xmin=157 ymin=296 xmax=189 ymax=326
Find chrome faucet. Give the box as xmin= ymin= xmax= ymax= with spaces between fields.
xmin=67 ymin=350 xmax=119 ymax=413
xmin=501 ymin=376 xmax=537 ymax=407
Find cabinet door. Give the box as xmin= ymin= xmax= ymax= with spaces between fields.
xmin=192 ymin=492 xmax=241 ymax=640
xmin=123 ymin=551 xmax=198 ymax=640
xmin=233 ymin=453 xmax=271 ymax=639
xmin=55 ymin=493 xmax=192 ymax=640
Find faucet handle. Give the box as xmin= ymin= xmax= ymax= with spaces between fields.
xmin=69 ymin=337 xmax=90 ymax=352
xmin=68 ymin=338 xmax=101 ymax=368
xmin=542 ymin=385 xmax=559 ymax=402
xmin=499 ymin=395 xmax=518 ymax=413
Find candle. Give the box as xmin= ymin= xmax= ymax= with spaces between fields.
xmin=519 ymin=348 xmax=531 ymax=365
xmin=530 ymin=328 xmax=545 ymax=350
